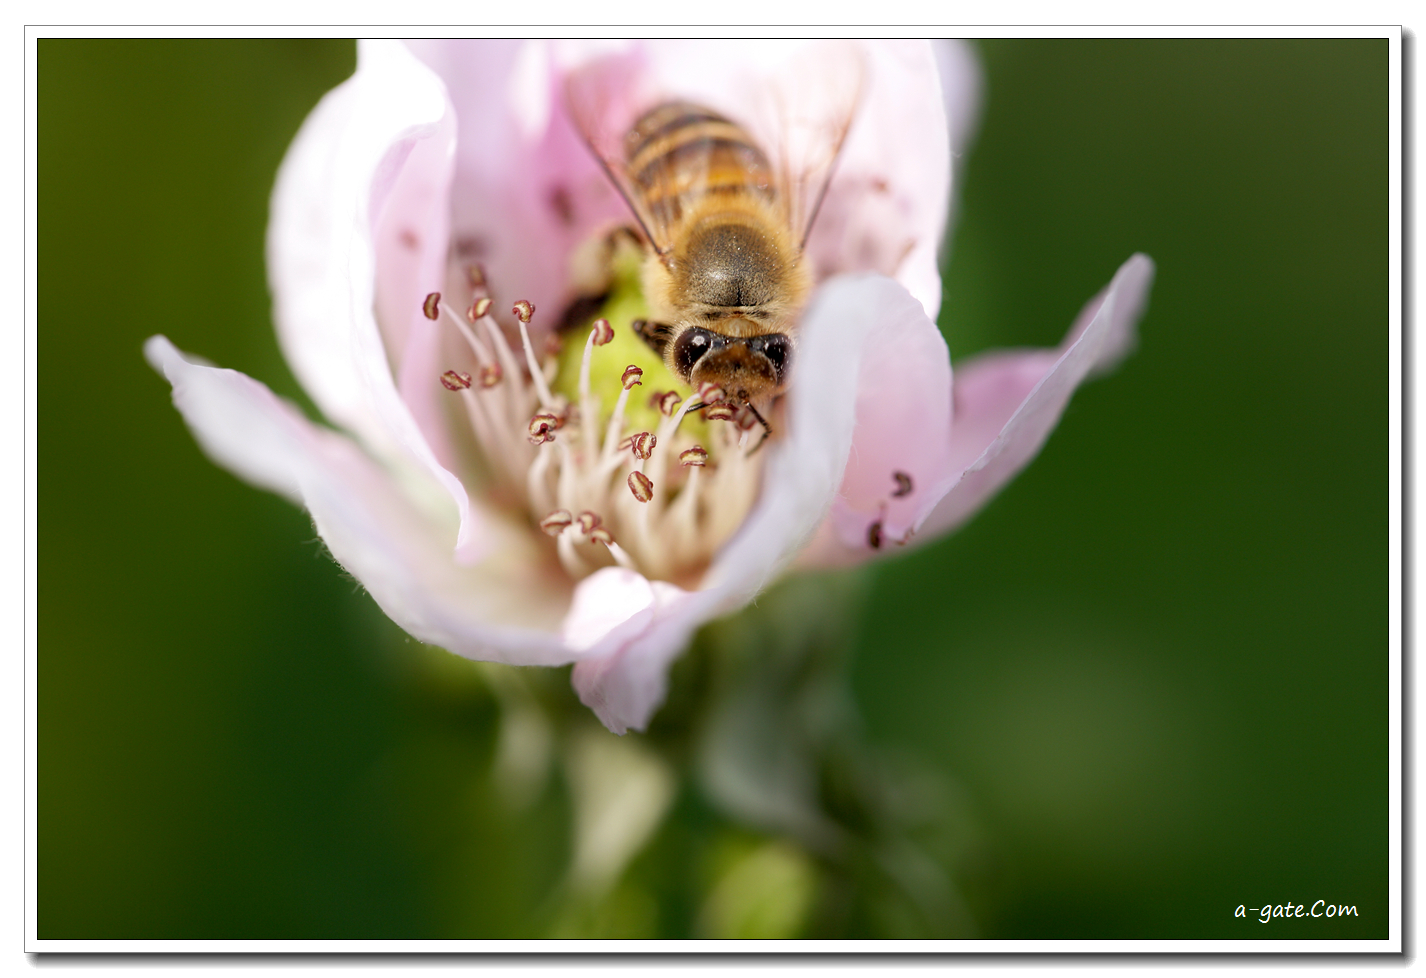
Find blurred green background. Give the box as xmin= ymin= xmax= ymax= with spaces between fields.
xmin=39 ymin=39 xmax=1388 ymax=939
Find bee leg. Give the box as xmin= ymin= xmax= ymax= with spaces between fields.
xmin=742 ymin=402 xmax=773 ymax=456
xmin=631 ymin=318 xmax=676 ymax=357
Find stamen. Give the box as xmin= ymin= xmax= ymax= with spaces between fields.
xmin=628 ymin=470 xmax=654 ymax=503
xmin=588 ymin=526 xmax=613 ymax=545
xmin=630 ymin=432 xmax=656 ymax=460
xmin=469 ymin=296 xmax=492 ymax=321
xmin=422 ymin=292 xmax=441 ymax=320
xmin=892 ymin=471 xmax=914 ymax=498
xmin=512 ymin=300 xmax=556 ymax=409
xmin=528 ymin=413 xmax=559 ymax=445
xmin=622 ymin=364 xmax=644 ymax=390
xmin=479 ymin=363 xmax=503 ymax=388
xmin=703 ymin=403 xmax=738 ymax=422
xmin=698 ymin=381 xmax=727 ymax=404
xmin=578 ymin=323 xmax=608 ymax=462
xmin=539 ymin=510 xmax=573 ymax=536
xmin=652 ymin=391 xmax=682 ymax=416
xmin=440 ymin=370 xmax=472 ymax=391
xmin=679 ymin=445 xmax=708 ymax=467
xmin=577 ymin=511 xmax=601 ymax=535
xmin=466 ymin=263 xmax=486 ymax=287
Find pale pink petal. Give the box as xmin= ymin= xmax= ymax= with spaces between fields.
xmin=934 ymin=39 xmax=984 ymax=264
xmin=920 ymin=253 xmax=1156 ymax=538
xmin=805 ymin=40 xmax=950 ymax=320
xmin=146 ymin=336 xmax=575 ymax=666
xmin=571 ymin=272 xmax=904 ymax=733
xmin=406 ymin=40 xmax=626 ymax=338
xmin=267 ymin=40 xmax=492 ymax=563
xmin=813 ymin=276 xmax=957 ymax=557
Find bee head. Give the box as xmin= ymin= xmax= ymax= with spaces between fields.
xmin=672 ymin=326 xmax=791 ymax=402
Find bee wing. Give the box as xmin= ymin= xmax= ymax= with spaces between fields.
xmin=759 ymin=43 xmax=866 ymax=251
xmin=564 ymin=57 xmax=677 ymax=255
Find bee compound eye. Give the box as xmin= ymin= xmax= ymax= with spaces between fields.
xmin=672 ymin=328 xmax=717 ymax=377
xmin=758 ymin=334 xmax=790 ymax=382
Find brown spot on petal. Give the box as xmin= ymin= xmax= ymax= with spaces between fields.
xmin=628 ymin=470 xmax=654 ymax=503
xmin=400 ymin=228 xmax=420 ymax=250
xmin=422 ymin=292 xmax=441 ymax=320
xmin=892 ymin=471 xmax=914 ymax=498
xmin=539 ymin=510 xmax=572 ymax=535
xmin=512 ymin=299 xmax=535 ymax=323
xmin=867 ymin=520 xmax=884 ymax=550
xmin=622 ymin=365 xmax=644 ymax=390
xmin=548 ymin=184 xmax=575 ymax=226
xmin=440 ymin=370 xmax=472 ymax=391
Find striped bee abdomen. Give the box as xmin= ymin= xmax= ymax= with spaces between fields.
xmin=624 ymin=101 xmax=775 ymax=230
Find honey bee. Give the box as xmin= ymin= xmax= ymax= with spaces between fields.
xmin=566 ymin=58 xmax=861 ymax=424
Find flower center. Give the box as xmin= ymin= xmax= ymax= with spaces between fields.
xmin=422 ymin=265 xmax=765 ymax=589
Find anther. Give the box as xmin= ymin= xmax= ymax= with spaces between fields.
xmin=622 ymin=365 xmax=644 ymax=390
xmin=589 ymin=526 xmax=614 ymax=546
xmin=512 ymin=299 xmax=535 ymax=324
xmin=698 ymin=381 xmax=727 ymax=404
xmin=590 ymin=318 xmax=614 ymax=346
xmin=679 ymin=445 xmax=708 ymax=468
xmin=577 ymin=511 xmax=601 ymax=534
xmin=630 ymin=431 xmax=656 ymax=460
xmin=627 ymin=470 xmax=654 ymax=503
xmin=466 ymin=263 xmax=486 ymax=287
xmin=892 ymin=471 xmax=914 ymax=498
xmin=528 ymin=413 xmax=559 ymax=444
xmin=703 ymin=403 xmax=738 ymax=422
xmin=868 ymin=520 xmax=884 ymax=550
xmin=479 ymin=363 xmax=503 ymax=388
xmin=652 ymin=391 xmax=682 ymax=416
xmin=440 ymin=370 xmax=472 ymax=391
xmin=539 ymin=510 xmax=573 ymax=536
xmin=422 ymin=292 xmax=441 ymax=320
xmin=468 ymin=297 xmax=492 ymax=321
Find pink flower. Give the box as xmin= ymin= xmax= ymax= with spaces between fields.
xmin=146 ymin=40 xmax=1154 ymax=734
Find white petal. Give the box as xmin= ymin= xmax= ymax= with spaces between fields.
xmin=570 ymin=272 xmax=897 ymax=733
xmin=146 ymin=336 xmax=575 ymax=666
xmin=267 ymin=39 xmax=491 ymax=563
xmin=920 ymin=254 xmax=1157 ymax=538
